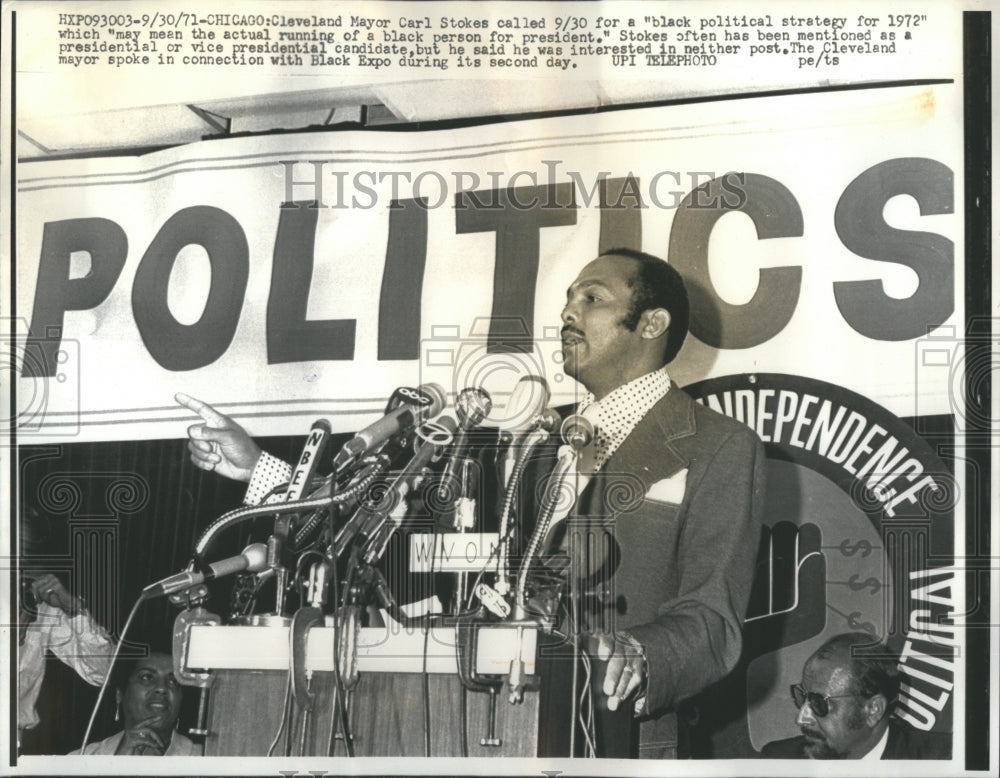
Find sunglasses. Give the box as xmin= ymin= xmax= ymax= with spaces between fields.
xmin=790 ymin=683 xmax=863 ymax=718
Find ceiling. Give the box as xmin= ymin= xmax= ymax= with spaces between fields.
xmin=15 ymin=78 xmax=844 ymax=160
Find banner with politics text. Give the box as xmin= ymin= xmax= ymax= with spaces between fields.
xmin=12 ymin=83 xmax=961 ymax=443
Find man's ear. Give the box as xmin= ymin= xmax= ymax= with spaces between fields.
xmin=866 ymin=693 xmax=888 ymax=725
xmin=641 ymin=308 xmax=671 ymax=340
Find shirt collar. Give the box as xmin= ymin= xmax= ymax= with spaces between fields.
xmin=577 ymin=366 xmax=671 ymax=468
xmin=859 ymin=724 xmax=891 ymax=761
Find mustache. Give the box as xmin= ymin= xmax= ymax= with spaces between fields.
xmin=800 ymin=727 xmax=825 ymax=740
xmin=561 ymin=326 xmax=584 ymax=338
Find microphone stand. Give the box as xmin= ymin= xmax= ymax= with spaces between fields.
xmin=170 ymin=585 xmax=221 ymax=743
xmin=494 ymin=410 xmax=560 ymax=599
xmin=450 ymin=457 xmax=479 ymax=614
xmin=291 ymin=560 xmax=329 ymax=754
xmin=514 ymin=415 xmax=593 ymax=619
xmin=271 ymin=420 xmax=331 ymax=617
xmin=514 ymin=446 xmax=582 ymax=620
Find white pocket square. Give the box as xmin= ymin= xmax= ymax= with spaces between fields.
xmin=645 ymin=469 xmax=688 ymax=505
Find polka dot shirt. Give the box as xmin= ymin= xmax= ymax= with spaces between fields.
xmin=576 ymin=366 xmax=671 ymax=472
xmin=244 ymin=451 xmax=293 ymax=505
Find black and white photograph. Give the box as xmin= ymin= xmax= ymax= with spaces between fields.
xmin=1 ymin=0 xmax=994 ymax=774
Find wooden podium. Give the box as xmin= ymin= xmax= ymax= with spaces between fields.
xmin=184 ymin=622 xmax=544 ymax=757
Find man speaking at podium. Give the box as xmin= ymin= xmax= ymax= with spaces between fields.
xmin=177 ymin=248 xmax=765 ymax=759
xmin=549 ymin=248 xmax=765 ymax=758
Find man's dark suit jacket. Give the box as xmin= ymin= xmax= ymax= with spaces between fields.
xmin=760 ymin=718 xmax=952 ymax=759
xmin=544 ymin=382 xmax=766 ymax=758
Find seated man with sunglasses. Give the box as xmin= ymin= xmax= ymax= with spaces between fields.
xmin=761 ymin=632 xmax=951 ymax=760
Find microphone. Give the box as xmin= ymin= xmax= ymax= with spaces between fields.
xmin=143 ymin=544 xmax=268 ymax=598
xmin=560 ymin=414 xmax=595 ymax=450
xmin=279 ymin=419 xmax=333 ymax=554
xmin=538 ymin=407 xmax=562 ymax=434
xmin=498 ymin=376 xmax=550 ymax=488
xmin=285 ymin=419 xmax=331 ymax=502
xmin=334 ymin=415 xmax=458 ymax=558
xmin=331 ymin=384 xmax=446 ymax=473
xmin=436 ymin=387 xmax=492 ymax=506
xmin=500 ymin=375 xmax=551 ymax=432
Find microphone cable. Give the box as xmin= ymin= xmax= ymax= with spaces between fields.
xmin=462 ymin=533 xmax=514 ymax=614
xmin=422 ymin=622 xmax=432 ymax=757
xmin=266 ymin=673 xmax=293 ymax=756
xmin=552 ymin=586 xmax=597 ymax=758
xmin=565 ymin=583 xmax=597 ymax=759
xmin=459 ymin=680 xmax=469 ymax=758
xmin=78 ymin=594 xmax=145 ymax=754
xmin=578 ymin=649 xmax=597 ymax=757
xmin=326 ymin=552 xmax=355 ymax=756
xmin=421 ymin=527 xmax=439 ymax=758
xmin=569 ymin=585 xmax=579 ymax=757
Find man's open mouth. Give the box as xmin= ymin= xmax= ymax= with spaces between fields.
xmin=561 ymin=329 xmax=584 ymax=346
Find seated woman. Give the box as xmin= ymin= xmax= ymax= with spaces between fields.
xmin=71 ymin=651 xmax=201 ymax=755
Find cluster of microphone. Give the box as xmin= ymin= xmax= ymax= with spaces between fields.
xmin=148 ymin=377 xmax=596 ymax=631
xmin=134 ymin=376 xmax=607 ymax=758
